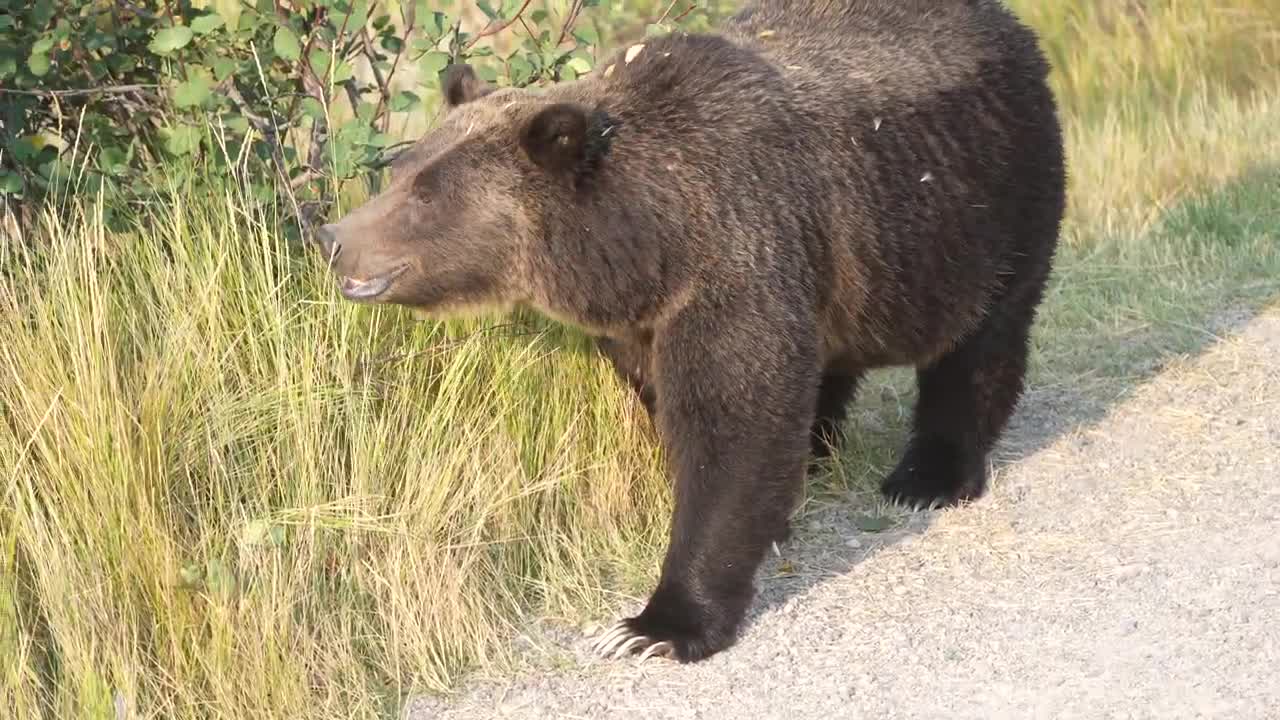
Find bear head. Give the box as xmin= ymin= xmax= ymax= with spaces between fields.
xmin=313 ymin=64 xmax=616 ymax=315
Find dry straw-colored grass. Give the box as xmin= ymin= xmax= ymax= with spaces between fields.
xmin=3 ymin=1 xmax=1280 ymax=718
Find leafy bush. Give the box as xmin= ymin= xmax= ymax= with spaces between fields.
xmin=1 ymin=0 xmax=728 ymax=234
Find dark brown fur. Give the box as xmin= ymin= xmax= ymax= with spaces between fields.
xmin=316 ymin=0 xmax=1066 ymax=663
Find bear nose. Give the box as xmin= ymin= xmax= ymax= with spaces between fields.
xmin=314 ymin=224 xmax=341 ymax=261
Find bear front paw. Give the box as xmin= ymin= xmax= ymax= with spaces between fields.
xmin=590 ymin=613 xmax=731 ymax=663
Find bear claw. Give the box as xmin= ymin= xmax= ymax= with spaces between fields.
xmin=591 ymin=621 xmax=631 ymax=655
xmin=639 ymin=641 xmax=675 ymax=662
xmin=884 ymin=492 xmax=945 ymax=513
xmin=591 ymin=621 xmax=676 ymax=662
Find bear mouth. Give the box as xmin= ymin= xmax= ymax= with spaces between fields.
xmin=338 ymin=264 xmax=408 ymax=301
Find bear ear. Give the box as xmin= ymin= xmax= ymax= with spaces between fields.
xmin=441 ymin=63 xmax=492 ymax=109
xmin=519 ymin=103 xmax=593 ymax=176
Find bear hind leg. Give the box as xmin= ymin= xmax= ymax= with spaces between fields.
xmin=881 ymin=305 xmax=1035 ymax=509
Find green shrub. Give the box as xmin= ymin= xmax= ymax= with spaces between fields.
xmin=1 ymin=0 xmax=713 ymax=234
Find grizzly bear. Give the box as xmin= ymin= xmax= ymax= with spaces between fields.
xmin=314 ymin=0 xmax=1066 ymax=664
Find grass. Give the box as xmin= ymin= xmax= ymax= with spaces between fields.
xmin=3 ymin=0 xmax=1280 ymax=717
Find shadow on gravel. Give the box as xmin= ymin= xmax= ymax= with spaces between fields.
xmin=739 ymin=164 xmax=1280 ymax=628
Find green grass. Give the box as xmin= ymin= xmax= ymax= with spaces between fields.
xmin=4 ymin=1 xmax=1280 ymax=718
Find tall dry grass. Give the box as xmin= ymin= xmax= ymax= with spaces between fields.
xmin=3 ymin=1 xmax=1280 ymax=718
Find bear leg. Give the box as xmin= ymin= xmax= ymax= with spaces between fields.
xmin=881 ymin=304 xmax=1035 ymax=509
xmin=592 ymin=300 xmax=817 ymax=663
xmin=810 ymin=370 xmax=862 ymax=461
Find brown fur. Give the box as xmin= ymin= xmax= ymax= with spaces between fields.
xmin=315 ymin=0 xmax=1066 ymax=663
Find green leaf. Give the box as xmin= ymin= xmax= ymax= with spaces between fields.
xmin=27 ymin=52 xmax=50 ymax=77
xmin=237 ymin=11 xmax=265 ymax=33
xmin=308 ymin=49 xmax=332 ymax=78
xmin=98 ymin=146 xmax=128 ymax=175
xmin=559 ymin=65 xmax=576 ymax=82
xmin=223 ymin=116 xmax=250 ymax=135
xmin=173 ymin=76 xmax=212 ymax=108
xmin=530 ymin=10 xmax=547 ymax=23
xmin=565 ymin=56 xmax=592 ymax=75
xmin=540 ymin=48 xmax=564 ymax=72
xmin=86 ymin=33 xmax=112 ymax=53
xmin=31 ymin=0 xmax=54 ymax=26
xmin=507 ymin=55 xmax=533 ymax=86
xmin=645 ymin=23 xmax=671 ymax=38
xmin=410 ymin=37 xmax=437 ymax=55
xmin=419 ymin=51 xmax=450 ymax=77
xmin=0 ymin=15 xmax=13 ymax=30
xmin=330 ymin=0 xmax=369 ymax=31
xmin=31 ymin=36 xmax=55 ymax=55
xmin=190 ymin=13 xmax=225 ymax=35
xmin=572 ymin=25 xmax=599 ymax=45
xmin=204 ymin=559 xmax=236 ymax=598
xmin=380 ymin=34 xmax=403 ymax=53
xmin=165 ymin=125 xmax=201 ymax=155
xmin=388 ymin=90 xmax=420 ymax=112
xmin=0 ymin=172 xmax=22 ymax=195
xmin=300 ymin=97 xmax=327 ymax=121
xmin=476 ymin=0 xmax=498 ymax=20
xmin=251 ymin=181 xmax=275 ymax=203
xmin=37 ymin=156 xmax=71 ymax=187
xmin=9 ymin=137 xmax=39 ymax=163
xmin=0 ymin=53 xmax=16 ymax=79
xmin=149 ymin=26 xmax=194 ymax=55
xmin=274 ymin=26 xmax=302 ymax=61
xmin=86 ymin=59 xmax=110 ymax=80
xmin=428 ymin=10 xmax=448 ymax=37
xmin=211 ymin=57 xmax=237 ymax=81
xmin=178 ymin=563 xmax=203 ymax=589
xmin=331 ymin=59 xmax=353 ymax=82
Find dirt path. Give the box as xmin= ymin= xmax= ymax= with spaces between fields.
xmin=409 ymin=306 xmax=1280 ymax=720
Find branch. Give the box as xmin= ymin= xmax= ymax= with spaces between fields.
xmin=359 ymin=29 xmax=394 ymax=132
xmin=362 ymin=33 xmax=391 ymax=97
xmin=555 ymin=0 xmax=584 ymax=47
xmin=672 ymin=4 xmax=697 ymax=23
xmin=221 ymin=83 xmax=273 ymax=135
xmin=517 ymin=14 xmax=536 ymax=38
xmin=464 ymin=0 xmax=536 ymax=50
xmin=368 ymin=140 xmax=417 ymax=171
xmin=340 ymin=79 xmax=362 ymax=120
xmin=0 ymin=84 xmax=159 ymax=98
xmin=289 ymin=169 xmax=321 ymax=190
xmin=655 ymin=0 xmax=681 ymax=25
xmin=223 ymin=63 xmax=320 ymax=232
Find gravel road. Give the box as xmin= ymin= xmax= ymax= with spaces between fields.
xmin=409 ymin=306 xmax=1280 ymax=720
